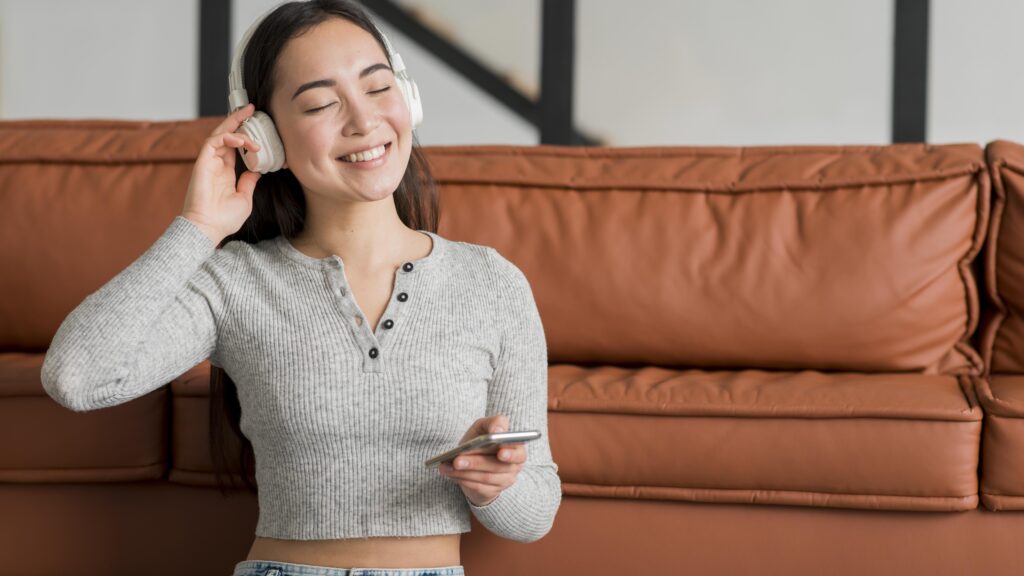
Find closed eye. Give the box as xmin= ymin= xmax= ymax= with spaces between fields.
xmin=304 ymin=87 xmax=392 ymax=114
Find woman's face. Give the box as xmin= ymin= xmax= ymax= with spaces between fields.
xmin=268 ymin=17 xmax=412 ymax=204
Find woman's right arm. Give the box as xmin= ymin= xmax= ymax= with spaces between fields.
xmin=41 ymin=216 xmax=229 ymax=411
xmin=40 ymin=105 xmax=264 ymax=412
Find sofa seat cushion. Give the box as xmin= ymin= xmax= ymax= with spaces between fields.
xmin=548 ymin=366 xmax=983 ymax=512
xmin=976 ymin=375 xmax=1024 ymax=510
xmin=0 ymin=352 xmax=169 ymax=482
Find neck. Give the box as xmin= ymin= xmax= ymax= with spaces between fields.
xmin=291 ymin=196 xmax=414 ymax=272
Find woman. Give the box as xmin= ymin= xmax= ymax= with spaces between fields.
xmin=193 ymin=0 xmax=564 ymax=572
xmin=40 ymin=1 xmax=561 ymax=575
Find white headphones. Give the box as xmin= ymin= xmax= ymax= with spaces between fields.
xmin=228 ymin=2 xmax=424 ymax=174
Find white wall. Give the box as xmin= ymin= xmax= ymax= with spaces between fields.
xmin=576 ymin=0 xmax=893 ymax=146
xmin=1 ymin=0 xmax=1021 ymax=146
xmin=0 ymin=0 xmax=196 ymax=122
xmin=929 ymin=0 xmax=1024 ymax=145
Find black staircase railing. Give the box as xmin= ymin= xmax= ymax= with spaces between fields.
xmin=198 ymin=0 xmax=231 ymax=118
xmin=893 ymin=0 xmax=929 ymax=143
xmin=539 ymin=0 xmax=579 ymax=145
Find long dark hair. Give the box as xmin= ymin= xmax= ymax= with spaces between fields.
xmin=209 ymin=0 xmax=439 ymax=496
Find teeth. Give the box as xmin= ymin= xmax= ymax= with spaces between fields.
xmin=341 ymin=144 xmax=386 ymax=163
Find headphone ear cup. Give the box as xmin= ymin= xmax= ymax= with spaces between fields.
xmin=396 ymin=76 xmax=423 ymax=130
xmin=236 ymin=111 xmax=286 ymax=173
xmin=407 ymin=79 xmax=423 ymax=129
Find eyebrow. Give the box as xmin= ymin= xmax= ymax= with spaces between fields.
xmin=290 ymin=63 xmax=393 ymax=101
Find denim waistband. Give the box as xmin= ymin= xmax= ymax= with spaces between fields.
xmin=233 ymin=559 xmax=465 ymax=576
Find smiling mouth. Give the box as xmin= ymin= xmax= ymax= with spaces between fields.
xmin=337 ymin=142 xmax=392 ymax=163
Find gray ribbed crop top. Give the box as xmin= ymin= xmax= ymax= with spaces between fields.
xmin=40 ymin=215 xmax=561 ymax=543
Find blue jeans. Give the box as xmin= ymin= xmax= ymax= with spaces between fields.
xmin=232 ymin=559 xmax=465 ymax=576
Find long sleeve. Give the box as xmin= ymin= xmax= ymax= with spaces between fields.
xmin=40 ymin=215 xmax=232 ymax=413
xmin=468 ymin=248 xmax=562 ymax=543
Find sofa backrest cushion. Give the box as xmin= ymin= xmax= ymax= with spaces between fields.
xmin=423 ymin=144 xmax=989 ymax=375
xmin=0 ymin=117 xmax=990 ymax=376
xmin=0 ymin=117 xmax=220 ymax=350
xmin=981 ymin=140 xmax=1024 ymax=374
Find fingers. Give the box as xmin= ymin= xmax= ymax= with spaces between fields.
xmin=470 ymin=415 xmax=508 ymax=437
xmin=212 ymin=103 xmax=256 ymax=137
xmin=223 ymin=132 xmax=262 ymax=153
xmin=202 ymin=131 xmax=261 ymax=161
xmin=485 ymin=416 xmax=509 ymax=435
xmin=444 ymin=445 xmax=527 ymax=472
xmin=457 ymin=444 xmax=524 ymax=464
xmin=237 ymin=168 xmax=262 ymax=196
xmin=440 ymin=462 xmax=516 ymax=487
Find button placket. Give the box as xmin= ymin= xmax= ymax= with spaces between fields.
xmin=326 ymin=258 xmax=373 ymax=350
xmin=372 ymin=260 xmax=418 ymax=345
xmin=325 ymin=257 xmax=422 ymax=373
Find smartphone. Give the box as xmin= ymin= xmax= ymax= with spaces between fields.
xmin=424 ymin=430 xmax=542 ymax=468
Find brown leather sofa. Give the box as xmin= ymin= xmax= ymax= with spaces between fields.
xmin=3 ymin=116 xmax=1024 ymax=576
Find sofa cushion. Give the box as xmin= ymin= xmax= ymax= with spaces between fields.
xmin=981 ymin=140 xmax=1024 ymax=374
xmin=976 ymin=375 xmax=1024 ymax=510
xmin=2 ymin=119 xmax=990 ymax=374
xmin=0 ymin=117 xmax=221 ymax=351
xmin=547 ymin=367 xmax=982 ymax=512
xmin=0 ymin=352 xmax=169 ymax=482
xmin=424 ymin=144 xmax=988 ymax=375
xmin=165 ymin=363 xmax=984 ymax=513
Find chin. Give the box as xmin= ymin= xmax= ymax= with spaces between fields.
xmin=360 ymin=179 xmax=405 ymax=202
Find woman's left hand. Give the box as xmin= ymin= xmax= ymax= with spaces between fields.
xmin=439 ymin=415 xmax=527 ymax=507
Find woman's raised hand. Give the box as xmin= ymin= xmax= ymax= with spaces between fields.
xmin=181 ymin=103 xmax=264 ymax=245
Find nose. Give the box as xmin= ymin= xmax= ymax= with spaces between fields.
xmin=341 ymin=95 xmax=380 ymax=137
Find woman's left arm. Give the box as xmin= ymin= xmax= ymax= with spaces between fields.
xmin=439 ymin=249 xmax=562 ymax=543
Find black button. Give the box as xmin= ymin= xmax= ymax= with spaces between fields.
xmin=369 ymin=347 xmax=379 ymax=359
xmin=397 ymin=292 xmax=408 ymax=302
xmin=402 ymin=262 xmax=414 ymax=272
xmin=382 ymin=319 xmax=394 ymax=329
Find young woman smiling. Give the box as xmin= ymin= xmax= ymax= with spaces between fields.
xmin=40 ymin=2 xmax=562 ymax=576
